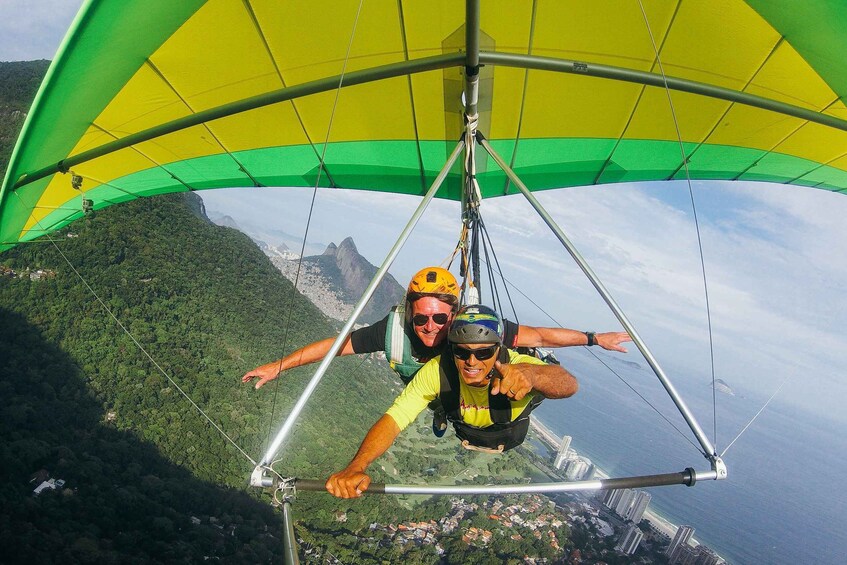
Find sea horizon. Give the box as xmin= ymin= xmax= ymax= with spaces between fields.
xmin=532 ymin=349 xmax=847 ymax=565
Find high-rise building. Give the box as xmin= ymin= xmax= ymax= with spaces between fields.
xmin=564 ymin=458 xmax=589 ymax=480
xmin=692 ymin=545 xmax=720 ymax=565
xmin=615 ymin=524 xmax=644 ymax=555
xmin=604 ymin=488 xmax=626 ymax=511
xmin=674 ymin=543 xmax=699 ymax=565
xmin=614 ymin=489 xmax=636 ymax=517
xmin=625 ymin=491 xmax=652 ymax=523
xmin=666 ymin=525 xmax=695 ymax=563
xmin=553 ymin=435 xmax=572 ymax=468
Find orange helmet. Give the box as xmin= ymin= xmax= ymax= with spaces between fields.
xmin=407 ymin=267 xmax=459 ymax=301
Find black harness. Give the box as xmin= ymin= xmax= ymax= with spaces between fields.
xmin=437 ymin=348 xmax=543 ymax=452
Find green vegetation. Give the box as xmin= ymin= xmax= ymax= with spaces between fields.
xmin=0 ymin=60 xmax=49 ymax=173
xmin=0 ymin=59 xmax=627 ymax=563
xmin=0 ymin=191 xmax=577 ymax=562
xmin=0 ymin=192 xmax=409 ymax=561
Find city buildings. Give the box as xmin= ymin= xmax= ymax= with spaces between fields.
xmin=553 ymin=435 xmax=572 ymax=468
xmin=602 ymin=488 xmax=652 ymax=524
xmin=615 ymin=523 xmax=644 ymax=555
xmin=666 ymin=525 xmax=695 ymax=562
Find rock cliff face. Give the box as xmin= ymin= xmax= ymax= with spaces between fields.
xmin=269 ymin=237 xmax=405 ymax=325
xmin=308 ymin=237 xmax=406 ymax=324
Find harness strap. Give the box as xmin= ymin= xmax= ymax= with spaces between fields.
xmin=387 ymin=304 xmax=406 ymax=366
xmin=384 ymin=302 xmax=425 ymax=383
xmin=438 ymin=348 xmax=543 ymax=451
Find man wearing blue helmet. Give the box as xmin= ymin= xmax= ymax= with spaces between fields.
xmin=326 ymin=305 xmax=578 ymax=499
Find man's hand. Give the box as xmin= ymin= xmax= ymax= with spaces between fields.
xmin=241 ymin=361 xmax=282 ymax=390
xmin=490 ymin=359 xmax=534 ymax=400
xmin=596 ymin=331 xmax=631 ymax=352
xmin=326 ymin=467 xmax=371 ymax=499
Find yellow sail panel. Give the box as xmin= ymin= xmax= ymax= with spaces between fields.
xmin=532 ymin=0 xmax=663 ymax=71
xmin=259 ymin=0 xmax=404 ymax=80
xmin=625 ymin=89 xmax=732 ymax=143
xmin=80 ymin=65 xmax=190 ymax=147
xmin=25 ymin=149 xmax=158 ymax=233
xmin=520 ymin=71 xmax=642 ymax=140
xmin=746 ymin=41 xmax=838 ymax=110
xmin=708 ymin=105 xmax=807 ymax=151
xmin=402 ymin=2 xmax=469 ymax=58
xmin=272 ymin=77 xmax=415 ymax=146
xmin=487 ymin=66 xmax=528 ymax=140
xmin=659 ymin=0 xmax=781 ymax=91
xmin=24 ymin=178 xmax=85 ymax=234
xmin=322 ymin=79 xmax=419 ymax=143
xmin=126 ymin=125 xmax=228 ymax=166
xmin=149 ymin=0 xmax=284 ymax=113
xmin=204 ymin=104 xmax=314 ymax=152
xmin=409 ymin=71 xmax=452 ymax=140
xmin=773 ymin=121 xmax=847 ymax=166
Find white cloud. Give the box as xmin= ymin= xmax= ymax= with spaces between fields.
xmin=204 ymin=178 xmax=847 ymax=420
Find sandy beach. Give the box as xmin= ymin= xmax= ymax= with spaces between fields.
xmin=529 ymin=416 xmax=680 ymax=539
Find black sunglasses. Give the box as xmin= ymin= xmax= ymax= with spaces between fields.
xmin=412 ymin=313 xmax=450 ymax=326
xmin=451 ymin=344 xmax=499 ymax=361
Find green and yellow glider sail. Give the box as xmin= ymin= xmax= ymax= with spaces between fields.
xmin=3 ymin=0 xmax=847 ymax=249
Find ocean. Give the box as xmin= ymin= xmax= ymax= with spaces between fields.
xmin=533 ymin=350 xmax=847 ymax=565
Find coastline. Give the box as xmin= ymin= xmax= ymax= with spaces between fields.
xmin=529 ymin=416 xmax=679 ymax=540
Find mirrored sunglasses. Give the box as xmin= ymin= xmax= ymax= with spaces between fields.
xmin=451 ymin=344 xmax=499 ymax=361
xmin=412 ymin=313 xmax=450 ymax=326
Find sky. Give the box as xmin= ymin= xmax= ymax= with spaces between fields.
xmin=5 ymin=0 xmax=847 ymax=452
xmin=198 ymin=180 xmax=847 ymax=432
xmin=0 ymin=0 xmax=81 ymax=61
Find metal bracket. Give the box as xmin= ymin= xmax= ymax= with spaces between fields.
xmin=250 ymin=465 xmax=274 ymax=488
xmin=276 ymin=477 xmax=297 ymax=505
xmin=710 ymin=456 xmax=728 ymax=480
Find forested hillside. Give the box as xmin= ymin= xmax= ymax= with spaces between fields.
xmin=0 ymin=191 xmax=413 ymax=560
xmin=0 ymin=60 xmax=49 ymax=173
xmin=0 ymin=60 xmax=580 ymax=563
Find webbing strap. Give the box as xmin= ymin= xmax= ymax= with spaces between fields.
xmin=388 ymin=304 xmax=406 ymax=366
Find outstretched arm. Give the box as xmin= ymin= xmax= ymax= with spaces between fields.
xmin=491 ymin=359 xmax=578 ymax=400
xmin=241 ymin=336 xmax=356 ymax=389
xmin=326 ymin=414 xmax=401 ymax=498
xmin=516 ymin=325 xmax=631 ymax=353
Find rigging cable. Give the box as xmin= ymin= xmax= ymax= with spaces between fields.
xmin=484 ymin=259 xmax=701 ymax=452
xmin=263 ymin=0 xmax=366 ymax=456
xmin=477 ymin=213 xmax=520 ymax=324
xmin=10 ymin=191 xmax=257 ymax=466
xmin=638 ymin=0 xmax=719 ymax=453
xmin=720 ymin=376 xmax=789 ymax=457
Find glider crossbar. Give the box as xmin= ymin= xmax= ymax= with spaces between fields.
xmin=15 ymin=49 xmax=847 ymax=196
xmin=287 ymin=467 xmax=714 ymax=496
xmin=479 ymin=51 xmax=847 ymax=134
xmin=477 ymin=133 xmax=720 ymax=462
xmin=11 ymin=53 xmax=465 ymax=191
xmin=251 ymin=138 xmax=466 ymax=480
xmin=16 ymin=48 xmax=847 ymax=195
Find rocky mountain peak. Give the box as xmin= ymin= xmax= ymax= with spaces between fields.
xmin=268 ymin=236 xmax=404 ymax=325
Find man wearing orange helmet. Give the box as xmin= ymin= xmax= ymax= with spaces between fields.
xmin=242 ymin=266 xmax=628 ymax=406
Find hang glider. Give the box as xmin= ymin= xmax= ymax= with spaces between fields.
xmin=11 ymin=4 xmax=846 ymax=561
xmin=3 ymin=0 xmax=847 ymax=251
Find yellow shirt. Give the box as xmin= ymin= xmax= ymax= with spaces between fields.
xmin=385 ymin=350 xmax=545 ymax=431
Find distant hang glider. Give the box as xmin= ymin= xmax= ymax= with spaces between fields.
xmin=3 ymin=0 xmax=847 ymax=250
